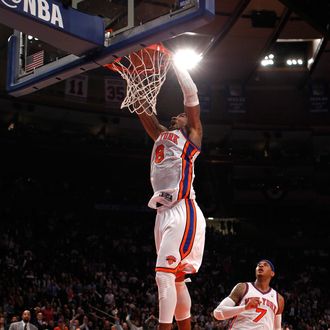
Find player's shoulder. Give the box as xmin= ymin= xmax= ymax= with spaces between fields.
xmin=229 ymin=282 xmax=249 ymax=303
xmin=234 ymin=282 xmax=249 ymax=291
xmin=232 ymin=282 xmax=248 ymax=298
xmin=277 ymin=292 xmax=285 ymax=304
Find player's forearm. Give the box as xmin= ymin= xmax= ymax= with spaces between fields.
xmin=274 ymin=314 xmax=282 ymax=330
xmin=172 ymin=64 xmax=199 ymax=107
xmin=213 ymin=305 xmax=246 ymax=320
xmin=137 ymin=112 xmax=165 ymax=141
xmin=213 ymin=297 xmax=245 ymax=320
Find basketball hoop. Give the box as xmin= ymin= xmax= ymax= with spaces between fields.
xmin=104 ymin=43 xmax=172 ymax=115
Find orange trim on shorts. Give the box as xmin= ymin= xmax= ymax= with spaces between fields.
xmin=179 ymin=199 xmax=197 ymax=260
xmin=179 ymin=199 xmax=191 ymax=259
xmin=155 ymin=267 xmax=178 ymax=274
xmin=156 ymin=262 xmax=196 ymax=277
xmin=185 ymin=199 xmax=197 ymax=253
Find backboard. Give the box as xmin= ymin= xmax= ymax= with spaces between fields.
xmin=5 ymin=0 xmax=215 ymax=97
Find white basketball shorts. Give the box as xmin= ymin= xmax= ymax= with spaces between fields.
xmin=154 ymin=199 xmax=206 ymax=276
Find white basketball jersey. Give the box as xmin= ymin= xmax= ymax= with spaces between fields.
xmin=230 ymin=282 xmax=278 ymax=330
xmin=148 ymin=129 xmax=200 ymax=209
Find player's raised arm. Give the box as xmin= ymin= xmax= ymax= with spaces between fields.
xmin=135 ymin=100 xmax=167 ymax=141
xmin=173 ymin=64 xmax=202 ymax=148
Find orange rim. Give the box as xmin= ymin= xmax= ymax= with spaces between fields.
xmin=104 ymin=43 xmax=172 ymax=73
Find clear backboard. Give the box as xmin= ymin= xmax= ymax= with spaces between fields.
xmin=5 ymin=0 xmax=214 ymax=96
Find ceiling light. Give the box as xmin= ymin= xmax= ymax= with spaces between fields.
xmin=173 ymin=49 xmax=202 ymax=70
xmin=261 ymin=59 xmax=274 ymax=66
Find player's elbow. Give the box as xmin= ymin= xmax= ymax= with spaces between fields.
xmin=213 ymin=309 xmax=225 ymax=320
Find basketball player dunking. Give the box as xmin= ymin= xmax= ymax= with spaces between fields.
xmin=213 ymin=260 xmax=285 ymax=330
xmin=136 ymin=63 xmax=206 ymax=330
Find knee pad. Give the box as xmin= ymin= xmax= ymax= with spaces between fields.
xmin=155 ymin=272 xmax=176 ymax=300
xmin=175 ymin=281 xmax=191 ymax=321
xmin=155 ymin=272 xmax=177 ymax=323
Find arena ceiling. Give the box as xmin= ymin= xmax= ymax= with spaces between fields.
xmin=0 ymin=0 xmax=330 ymax=132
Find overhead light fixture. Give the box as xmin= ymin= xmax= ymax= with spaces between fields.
xmin=260 ymin=54 xmax=275 ymax=66
xmin=286 ymin=58 xmax=304 ymax=66
xmin=173 ymin=49 xmax=202 ymax=70
xmin=262 ymin=40 xmax=309 ymax=68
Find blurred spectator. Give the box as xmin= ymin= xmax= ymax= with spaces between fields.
xmin=9 ymin=311 xmax=37 ymax=330
xmin=34 ymin=312 xmax=47 ymax=330
xmin=54 ymin=319 xmax=68 ymax=330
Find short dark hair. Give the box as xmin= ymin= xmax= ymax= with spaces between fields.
xmin=258 ymin=259 xmax=275 ymax=272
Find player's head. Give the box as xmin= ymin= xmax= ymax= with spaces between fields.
xmin=169 ymin=113 xmax=188 ymax=130
xmin=255 ymin=259 xmax=275 ymax=280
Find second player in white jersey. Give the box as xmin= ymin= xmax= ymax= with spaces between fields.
xmin=149 ymin=128 xmax=200 ymax=209
xmin=213 ymin=260 xmax=285 ymax=330
xmin=229 ymin=282 xmax=278 ymax=329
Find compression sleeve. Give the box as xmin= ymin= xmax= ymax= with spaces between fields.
xmin=213 ymin=297 xmax=246 ymax=320
xmin=172 ymin=64 xmax=199 ymax=107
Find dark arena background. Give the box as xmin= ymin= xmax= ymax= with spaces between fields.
xmin=0 ymin=1 xmax=330 ymax=330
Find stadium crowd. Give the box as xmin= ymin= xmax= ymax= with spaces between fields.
xmin=0 ymin=155 xmax=329 ymax=330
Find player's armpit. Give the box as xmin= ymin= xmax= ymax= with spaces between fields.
xmin=228 ymin=282 xmax=248 ymax=305
xmin=274 ymin=314 xmax=282 ymax=330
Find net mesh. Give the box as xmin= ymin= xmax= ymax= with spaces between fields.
xmin=105 ymin=44 xmax=172 ymax=115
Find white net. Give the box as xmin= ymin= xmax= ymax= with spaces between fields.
xmin=106 ymin=44 xmax=172 ymax=115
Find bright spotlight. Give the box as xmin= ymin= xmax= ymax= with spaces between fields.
xmin=269 ymin=54 xmax=274 ymax=59
xmin=261 ymin=58 xmax=274 ymax=66
xmin=27 ymin=35 xmax=33 ymax=40
xmin=297 ymin=59 xmax=303 ymax=65
xmin=261 ymin=59 xmax=268 ymax=66
xmin=287 ymin=59 xmax=292 ymax=65
xmin=173 ymin=49 xmax=202 ymax=70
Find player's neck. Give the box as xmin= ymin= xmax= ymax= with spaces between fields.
xmin=254 ymin=279 xmax=270 ymax=292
